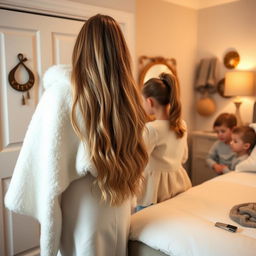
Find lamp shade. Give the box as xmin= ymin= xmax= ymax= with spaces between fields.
xmin=224 ymin=71 xmax=254 ymax=96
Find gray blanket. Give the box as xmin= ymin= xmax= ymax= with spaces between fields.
xmin=230 ymin=203 xmax=256 ymax=228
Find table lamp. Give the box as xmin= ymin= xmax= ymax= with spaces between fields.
xmin=224 ymin=71 xmax=254 ymax=125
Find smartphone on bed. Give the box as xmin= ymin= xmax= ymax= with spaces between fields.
xmin=215 ymin=222 xmax=237 ymax=232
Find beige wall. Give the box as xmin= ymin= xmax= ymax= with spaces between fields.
xmin=67 ymin=0 xmax=135 ymax=12
xmin=68 ymin=0 xmax=256 ymax=131
xmin=136 ymin=0 xmax=198 ymax=130
xmin=196 ymin=0 xmax=256 ymax=130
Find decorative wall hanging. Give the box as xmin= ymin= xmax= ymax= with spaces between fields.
xmin=8 ymin=53 xmax=35 ymax=105
xmin=196 ymin=94 xmax=216 ymax=116
xmin=223 ymin=50 xmax=240 ymax=69
xmin=195 ymin=57 xmax=219 ymax=94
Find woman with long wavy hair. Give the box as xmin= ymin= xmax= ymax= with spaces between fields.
xmin=5 ymin=14 xmax=148 ymax=256
xmin=60 ymin=14 xmax=148 ymax=255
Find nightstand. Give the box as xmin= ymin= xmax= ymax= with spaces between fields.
xmin=190 ymin=131 xmax=218 ymax=186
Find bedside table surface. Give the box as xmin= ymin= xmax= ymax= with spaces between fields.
xmin=191 ymin=130 xmax=217 ymax=138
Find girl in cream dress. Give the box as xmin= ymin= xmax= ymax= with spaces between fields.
xmin=137 ymin=73 xmax=192 ymax=209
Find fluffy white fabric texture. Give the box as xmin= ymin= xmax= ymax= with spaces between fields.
xmin=4 ymin=65 xmax=93 ymax=256
xmin=236 ymin=123 xmax=256 ymax=172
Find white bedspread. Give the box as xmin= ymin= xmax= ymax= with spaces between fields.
xmin=130 ymin=171 xmax=256 ymax=256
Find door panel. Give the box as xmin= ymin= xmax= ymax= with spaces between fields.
xmin=3 ymin=179 xmax=40 ymax=256
xmin=52 ymin=32 xmax=78 ymax=65
xmin=0 ymin=27 xmax=39 ymax=148
xmin=0 ymin=9 xmax=83 ymax=256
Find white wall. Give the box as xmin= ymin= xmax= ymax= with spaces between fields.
xmin=196 ymin=0 xmax=256 ymax=130
xmin=136 ymin=0 xmax=198 ymax=130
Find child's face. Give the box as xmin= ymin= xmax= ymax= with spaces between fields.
xmin=230 ymin=133 xmax=249 ymax=154
xmin=214 ymin=125 xmax=232 ymax=143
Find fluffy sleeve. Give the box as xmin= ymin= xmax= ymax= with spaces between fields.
xmin=4 ymin=83 xmax=82 ymax=256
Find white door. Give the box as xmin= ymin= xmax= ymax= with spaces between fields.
xmin=0 ymin=9 xmax=83 ymax=256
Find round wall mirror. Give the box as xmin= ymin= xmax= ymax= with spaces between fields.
xmin=138 ymin=56 xmax=178 ymax=88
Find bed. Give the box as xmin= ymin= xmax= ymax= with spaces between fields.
xmin=129 ymin=171 xmax=256 ymax=256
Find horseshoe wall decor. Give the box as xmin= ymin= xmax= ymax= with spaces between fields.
xmin=8 ymin=53 xmax=35 ymax=105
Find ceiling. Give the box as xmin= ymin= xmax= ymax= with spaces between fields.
xmin=162 ymin=0 xmax=241 ymax=9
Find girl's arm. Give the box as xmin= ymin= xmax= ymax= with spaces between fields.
xmin=143 ymin=123 xmax=158 ymax=155
xmin=182 ymin=127 xmax=188 ymax=164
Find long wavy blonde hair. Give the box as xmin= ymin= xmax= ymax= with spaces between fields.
xmin=71 ymin=14 xmax=148 ymax=205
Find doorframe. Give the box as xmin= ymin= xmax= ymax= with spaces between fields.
xmin=0 ymin=0 xmax=135 ymax=65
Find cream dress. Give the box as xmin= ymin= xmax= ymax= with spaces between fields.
xmin=137 ymin=120 xmax=192 ymax=207
xmin=59 ymin=142 xmax=132 ymax=256
xmin=60 ymin=174 xmax=131 ymax=256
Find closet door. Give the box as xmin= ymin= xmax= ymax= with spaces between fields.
xmin=0 ymin=9 xmax=83 ymax=256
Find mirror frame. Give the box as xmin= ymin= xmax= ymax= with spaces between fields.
xmin=138 ymin=56 xmax=178 ymax=88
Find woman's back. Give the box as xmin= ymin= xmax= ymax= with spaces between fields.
xmin=71 ymin=14 xmax=148 ymax=206
xmin=5 ymin=14 xmax=148 ymax=256
xmin=62 ymin=13 xmax=148 ymax=255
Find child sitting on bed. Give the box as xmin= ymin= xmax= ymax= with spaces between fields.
xmin=235 ymin=123 xmax=256 ymax=172
xmin=222 ymin=126 xmax=256 ymax=173
xmin=135 ymin=73 xmax=192 ymax=211
xmin=206 ymin=113 xmax=237 ymax=175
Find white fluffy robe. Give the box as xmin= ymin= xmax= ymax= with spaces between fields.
xmin=4 ymin=65 xmax=92 ymax=256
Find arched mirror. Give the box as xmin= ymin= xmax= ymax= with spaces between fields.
xmin=138 ymin=56 xmax=178 ymax=88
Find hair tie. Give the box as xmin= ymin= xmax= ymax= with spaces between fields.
xmin=160 ymin=75 xmax=171 ymax=94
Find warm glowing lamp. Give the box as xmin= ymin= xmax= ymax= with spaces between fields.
xmin=224 ymin=71 xmax=254 ymax=125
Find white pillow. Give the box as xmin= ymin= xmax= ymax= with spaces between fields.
xmin=236 ymin=146 xmax=256 ymax=172
xmin=235 ymin=123 xmax=256 ymax=172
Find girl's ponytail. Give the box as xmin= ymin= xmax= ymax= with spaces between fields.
xmin=159 ymin=73 xmax=185 ymax=138
xmin=142 ymin=72 xmax=185 ymax=138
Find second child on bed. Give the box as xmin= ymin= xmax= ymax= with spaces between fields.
xmin=224 ymin=125 xmax=256 ymax=173
xmin=136 ymin=73 xmax=192 ymax=211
